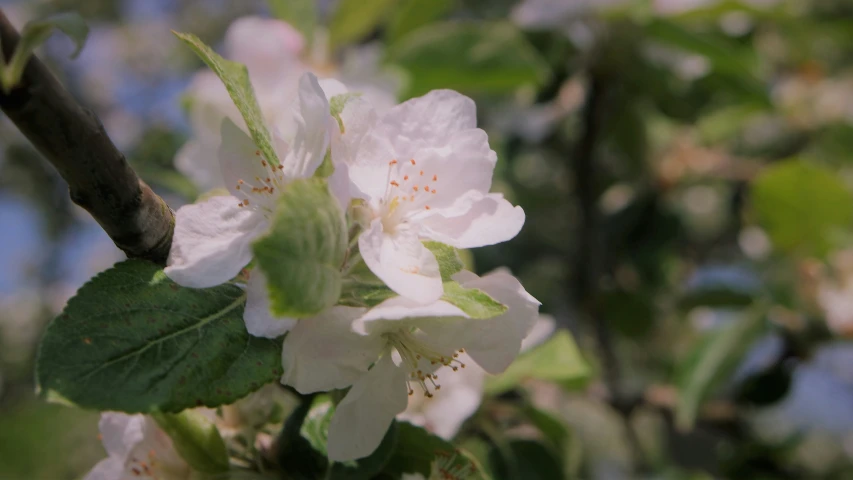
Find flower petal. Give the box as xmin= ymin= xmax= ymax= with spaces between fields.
xmin=418 ymin=270 xmax=540 ymax=374
xmin=224 ymin=17 xmax=304 ymax=87
xmin=165 ymin=196 xmax=267 ymax=288
xmin=276 ymin=73 xmax=333 ymax=179
xmin=327 ymin=354 xmax=409 ymax=461
xmin=98 ymin=413 xmax=145 ymax=459
xmin=354 ymin=295 xmax=467 ymax=335
xmin=334 ymin=97 xmax=394 ymax=201
xmin=218 ymin=118 xmax=273 ymax=197
xmin=420 ymin=193 xmax=525 ymax=249
xmin=399 ymin=355 xmax=485 ymax=439
xmin=245 ymin=270 xmax=295 ymax=338
xmin=359 ymin=219 xmax=443 ymax=304
xmin=377 ymin=90 xmax=476 ymax=158
xmin=281 ymin=307 xmax=383 ymax=393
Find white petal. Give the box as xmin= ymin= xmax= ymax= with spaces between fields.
xmin=418 ymin=270 xmax=540 ymax=374
xmin=521 ymin=314 xmax=556 ymax=352
xmin=165 ymin=196 xmax=267 ymax=288
xmin=83 ymin=457 xmax=124 ymax=480
xmin=218 ymin=118 xmax=272 ymax=197
xmin=225 ymin=16 xmax=305 ymax=91
xmin=98 ymin=413 xmax=144 ymax=459
xmin=327 ymin=354 xmax=409 ymax=461
xmin=175 ymin=140 xmax=223 ymax=193
xmin=420 ymin=193 xmax=525 ymax=249
xmin=359 ymin=219 xmax=443 ymax=304
xmin=244 ymin=270 xmax=295 ymax=338
xmin=333 ymin=97 xmax=393 ymax=201
xmin=354 ymin=296 xmax=467 ymax=335
xmin=276 ymin=73 xmax=333 ymax=179
xmin=318 ymin=78 xmax=349 ymax=99
xmin=378 ymin=90 xmax=476 ymax=158
xmin=399 ymin=357 xmax=485 ymax=439
xmin=281 ymin=307 xmax=383 ymax=393
xmin=404 ymin=129 xmax=497 ymax=212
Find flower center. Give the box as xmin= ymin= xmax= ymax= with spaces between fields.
xmin=234 ymin=150 xmax=287 ymax=213
xmin=128 ymin=448 xmax=160 ymax=478
xmin=379 ymin=158 xmax=440 ymax=226
xmin=383 ymin=329 xmax=465 ymax=398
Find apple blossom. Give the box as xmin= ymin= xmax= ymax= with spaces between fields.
xmin=176 ymin=17 xmax=308 ymax=192
xmin=85 ymin=413 xmax=190 ymax=480
xmin=280 ymin=269 xmax=539 ymax=461
xmin=399 ymin=313 xmax=556 ymax=439
xmin=333 ymin=91 xmax=526 ymax=303
xmin=165 ymin=72 xmax=335 ymax=337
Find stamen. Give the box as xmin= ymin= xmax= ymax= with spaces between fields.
xmin=390 ymin=180 xmax=400 ymax=187
xmin=433 ymin=174 xmax=438 ymax=181
xmin=411 ymin=159 xmax=416 ymax=165
xmin=390 ymin=159 xmax=398 ymax=165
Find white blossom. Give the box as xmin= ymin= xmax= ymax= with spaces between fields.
xmin=399 ymin=313 xmax=556 ymax=439
xmin=280 ymin=270 xmax=539 ymax=461
xmin=84 ymin=413 xmax=190 ymax=480
xmin=165 ymin=72 xmax=335 ymax=338
xmin=334 ymin=92 xmax=525 ymax=303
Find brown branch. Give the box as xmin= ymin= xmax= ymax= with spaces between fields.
xmin=0 ymin=10 xmax=173 ymax=264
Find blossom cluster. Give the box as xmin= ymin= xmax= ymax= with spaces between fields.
xmin=85 ymin=17 xmax=541 ymax=477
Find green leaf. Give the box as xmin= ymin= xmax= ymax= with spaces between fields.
xmin=36 ymin=260 xmax=282 ymax=413
xmin=441 ymin=281 xmax=507 ymax=319
xmin=294 ymin=397 xmax=398 ymax=479
xmin=389 ymin=21 xmax=550 ymax=98
xmin=424 ymin=241 xmax=464 ymax=282
xmin=1 ymin=13 xmax=88 ymax=93
xmin=173 ymin=32 xmax=280 ymax=166
xmin=267 ymin=0 xmax=316 ymax=45
xmin=152 ymin=410 xmax=229 ymax=474
xmin=643 ymin=18 xmax=769 ymax=105
xmin=488 ymin=440 xmax=564 ymax=480
xmin=329 ymin=0 xmax=397 ymax=48
xmin=751 ymin=160 xmax=853 ymax=257
xmin=486 ymin=331 xmax=590 ymax=395
xmin=675 ymin=303 xmax=767 ymax=430
xmin=386 ymin=0 xmax=453 ymax=43
xmin=253 ymin=178 xmax=347 ymax=317
xmin=380 ymin=422 xmax=490 ymax=479
xmin=521 ymin=406 xmax=571 ymax=453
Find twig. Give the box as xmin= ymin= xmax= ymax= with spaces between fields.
xmin=569 ymin=69 xmax=651 ymax=472
xmin=0 ymin=10 xmax=174 ymax=264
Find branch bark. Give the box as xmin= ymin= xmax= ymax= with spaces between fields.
xmin=0 ymin=10 xmax=173 ymax=264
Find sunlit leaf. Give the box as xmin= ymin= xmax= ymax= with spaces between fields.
xmin=389 ymin=21 xmax=550 ymax=97
xmin=173 ymin=32 xmax=280 ymax=166
xmin=36 ymin=260 xmax=282 ymax=413
xmin=253 ymin=178 xmax=347 ymax=317
xmin=486 ymin=331 xmax=591 ymax=394
xmin=751 ymin=160 xmax=853 ymax=257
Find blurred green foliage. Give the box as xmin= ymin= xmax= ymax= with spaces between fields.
xmin=6 ymin=0 xmax=853 ymax=478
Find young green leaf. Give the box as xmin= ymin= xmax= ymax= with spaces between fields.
xmin=291 ymin=397 xmax=399 ymax=479
xmin=674 ymin=303 xmax=767 ymax=431
xmin=441 ymin=281 xmax=506 ymax=319
xmin=1 ymin=13 xmax=88 ymax=93
xmin=380 ymin=422 xmax=489 ymax=479
xmin=751 ymin=160 xmax=853 ymax=258
xmin=386 ymin=0 xmax=453 ymax=44
xmin=329 ymin=0 xmax=397 ymax=48
xmin=36 ymin=260 xmax=282 ymax=413
xmin=485 ymin=331 xmax=591 ymax=395
xmin=152 ymin=410 xmax=230 ymax=474
xmin=424 ymin=241 xmax=464 ymax=282
xmin=389 ymin=22 xmax=550 ymax=97
xmin=173 ymin=32 xmax=280 ymax=166
xmin=253 ymin=178 xmax=348 ymax=317
xmin=267 ymin=0 xmax=316 ymax=46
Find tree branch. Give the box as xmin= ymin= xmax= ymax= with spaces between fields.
xmin=0 ymin=10 xmax=173 ymax=264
